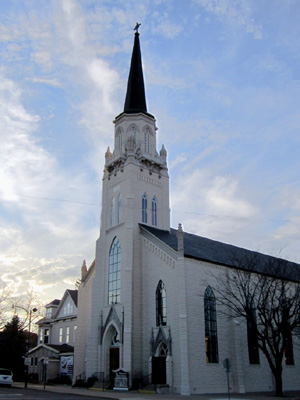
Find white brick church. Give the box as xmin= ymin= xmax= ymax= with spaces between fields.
xmin=73 ymin=30 xmax=300 ymax=395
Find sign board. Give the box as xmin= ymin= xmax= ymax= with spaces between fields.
xmin=114 ymin=372 xmax=128 ymax=391
xmin=43 ymin=357 xmax=49 ymax=365
xmin=24 ymin=357 xmax=31 ymax=366
xmin=60 ymin=356 xmax=73 ymax=375
xmin=223 ymin=358 xmax=231 ymax=372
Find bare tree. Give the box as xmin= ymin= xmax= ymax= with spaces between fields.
xmin=212 ymin=255 xmax=300 ymax=396
xmin=11 ymin=288 xmax=44 ymax=332
xmin=0 ymin=275 xmax=13 ymax=329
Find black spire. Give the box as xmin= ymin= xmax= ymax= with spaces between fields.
xmin=123 ymin=31 xmax=148 ymax=114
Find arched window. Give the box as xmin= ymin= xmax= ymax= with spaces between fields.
xmin=152 ymin=197 xmax=157 ymax=226
xmin=116 ymin=127 xmax=122 ymax=151
xmin=110 ymin=198 xmax=115 ymax=227
xmin=246 ymin=297 xmax=260 ymax=364
xmin=204 ymin=286 xmax=218 ymax=363
xmin=144 ymin=127 xmax=150 ymax=154
xmin=129 ymin=125 xmax=137 ymax=140
xmin=156 ymin=280 xmax=167 ymax=326
xmin=142 ymin=194 xmax=148 ymax=223
xmin=118 ymin=194 xmax=122 ymax=224
xmin=109 ymin=238 xmax=121 ymax=304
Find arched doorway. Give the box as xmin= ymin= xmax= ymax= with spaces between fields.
xmin=152 ymin=342 xmax=168 ymax=384
xmin=109 ymin=329 xmax=120 ymax=381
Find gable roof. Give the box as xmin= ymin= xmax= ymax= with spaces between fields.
xmin=67 ymin=289 xmax=78 ymax=307
xmin=54 ymin=289 xmax=78 ymax=318
xmin=45 ymin=299 xmax=60 ymax=308
xmin=29 ymin=343 xmax=73 ymax=355
xmin=140 ymin=224 xmax=300 ymax=282
xmin=47 ymin=344 xmax=74 ymax=353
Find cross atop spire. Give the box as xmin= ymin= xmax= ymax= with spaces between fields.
xmin=134 ymin=22 xmax=141 ymax=33
xmin=123 ymin=26 xmax=152 ymax=117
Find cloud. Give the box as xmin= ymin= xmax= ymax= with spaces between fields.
xmin=29 ymin=77 xmax=64 ymax=87
xmin=194 ymin=0 xmax=262 ymax=39
xmin=156 ymin=20 xmax=182 ymax=39
xmin=0 ymin=71 xmax=98 ymax=302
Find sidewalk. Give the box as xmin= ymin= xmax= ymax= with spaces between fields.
xmin=12 ymin=382 xmax=300 ymax=400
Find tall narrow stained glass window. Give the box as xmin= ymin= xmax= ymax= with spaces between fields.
xmin=247 ymin=297 xmax=260 ymax=364
xmin=118 ymin=194 xmax=122 ymax=224
xmin=109 ymin=238 xmax=121 ymax=304
xmin=110 ymin=197 xmax=115 ymax=227
xmin=152 ymin=197 xmax=157 ymax=226
xmin=142 ymin=194 xmax=147 ymax=223
xmin=156 ymin=280 xmax=167 ymax=326
xmin=204 ymin=286 xmax=219 ymax=363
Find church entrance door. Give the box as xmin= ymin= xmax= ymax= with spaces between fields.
xmin=152 ymin=356 xmax=166 ymax=384
xmin=109 ymin=347 xmax=119 ymax=381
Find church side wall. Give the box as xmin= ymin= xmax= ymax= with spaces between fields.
xmin=73 ymin=267 xmax=95 ymax=382
xmin=184 ymin=258 xmax=300 ymax=394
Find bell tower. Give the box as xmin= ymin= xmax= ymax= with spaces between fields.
xmin=100 ymin=29 xmax=170 ymax=234
xmin=84 ymin=27 xmax=170 ymax=383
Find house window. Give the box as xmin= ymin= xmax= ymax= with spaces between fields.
xmin=118 ymin=194 xmax=122 ymax=224
xmin=152 ymin=197 xmax=157 ymax=226
xmin=44 ymin=328 xmax=49 ymax=344
xmin=247 ymin=297 xmax=260 ymax=364
xmin=39 ymin=329 xmax=43 ymax=344
xmin=156 ymin=280 xmax=167 ymax=326
xmin=109 ymin=238 xmax=121 ymax=304
xmin=142 ymin=194 xmax=147 ymax=223
xmin=64 ymin=302 xmax=72 ymax=315
xmin=66 ymin=327 xmax=70 ymax=343
xmin=204 ymin=286 xmax=219 ymax=363
xmin=59 ymin=327 xmax=63 ymax=343
xmin=111 ymin=198 xmax=115 ymax=227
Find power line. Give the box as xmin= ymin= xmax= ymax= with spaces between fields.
xmin=16 ymin=194 xmax=96 ymax=206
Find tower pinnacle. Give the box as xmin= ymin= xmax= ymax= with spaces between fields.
xmin=123 ymin=27 xmax=149 ymax=115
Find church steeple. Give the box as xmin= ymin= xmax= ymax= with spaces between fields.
xmin=123 ymin=29 xmax=148 ymax=115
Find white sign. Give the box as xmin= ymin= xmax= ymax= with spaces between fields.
xmin=60 ymin=356 xmax=73 ymax=375
xmin=43 ymin=357 xmax=49 ymax=364
xmin=24 ymin=357 xmax=31 ymax=366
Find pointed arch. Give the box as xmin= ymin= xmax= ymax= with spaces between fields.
xmin=128 ymin=124 xmax=138 ymax=139
xmin=116 ymin=127 xmax=123 ymax=151
xmin=204 ymin=286 xmax=218 ymax=363
xmin=156 ymin=280 xmax=167 ymax=326
xmin=110 ymin=197 xmax=115 ymax=227
xmin=142 ymin=193 xmax=148 ymax=223
xmin=144 ymin=126 xmax=150 ymax=154
xmin=151 ymin=196 xmax=157 ymax=226
xmin=118 ymin=194 xmax=122 ymax=224
xmin=108 ymin=238 xmax=121 ymax=304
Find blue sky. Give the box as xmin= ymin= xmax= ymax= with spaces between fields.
xmin=1 ymin=0 xmax=300 ymax=304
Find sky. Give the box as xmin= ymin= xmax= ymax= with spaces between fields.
xmin=1 ymin=0 xmax=300 ymax=306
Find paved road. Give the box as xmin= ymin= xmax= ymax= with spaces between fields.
xmin=0 ymin=386 xmax=100 ymax=399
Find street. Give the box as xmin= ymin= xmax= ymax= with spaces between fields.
xmin=0 ymin=386 xmax=101 ymax=399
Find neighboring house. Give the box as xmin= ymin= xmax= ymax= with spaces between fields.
xmin=29 ymin=289 xmax=78 ymax=382
xmin=71 ymin=31 xmax=300 ymax=395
